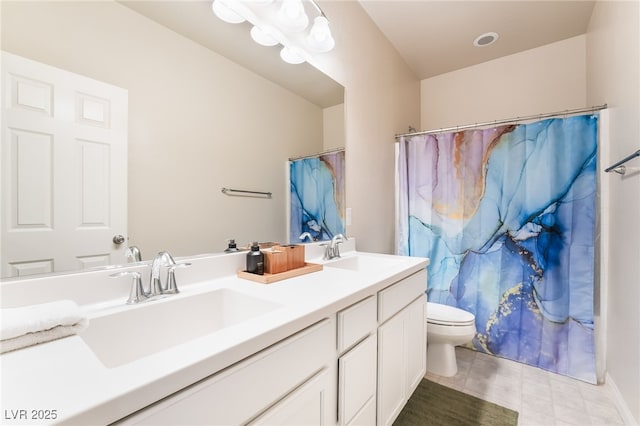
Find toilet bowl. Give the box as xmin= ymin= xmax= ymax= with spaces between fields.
xmin=426 ymin=302 xmax=476 ymax=377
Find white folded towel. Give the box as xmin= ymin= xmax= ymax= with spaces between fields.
xmin=0 ymin=300 xmax=89 ymax=354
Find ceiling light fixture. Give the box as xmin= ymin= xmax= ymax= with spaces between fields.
xmin=211 ymin=0 xmax=336 ymax=65
xmin=211 ymin=0 xmax=245 ymax=24
xmin=473 ymin=32 xmax=499 ymax=47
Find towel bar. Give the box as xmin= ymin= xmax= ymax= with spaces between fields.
xmin=605 ymin=149 xmax=640 ymax=175
xmin=221 ymin=187 xmax=272 ymax=198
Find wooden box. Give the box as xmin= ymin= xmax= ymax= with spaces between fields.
xmin=264 ymin=250 xmax=288 ymax=274
xmin=273 ymin=244 xmax=305 ymax=270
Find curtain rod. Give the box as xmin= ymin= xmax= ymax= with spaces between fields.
xmin=289 ymin=147 xmax=344 ymax=162
xmin=395 ymin=104 xmax=608 ymax=139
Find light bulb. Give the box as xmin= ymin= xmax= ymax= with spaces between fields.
xmin=280 ymin=46 xmax=305 ymax=64
xmin=251 ymin=26 xmax=279 ymax=47
xmin=278 ymin=0 xmax=309 ymax=32
xmin=307 ymin=16 xmax=335 ymax=52
xmin=211 ymin=0 xmax=245 ymax=24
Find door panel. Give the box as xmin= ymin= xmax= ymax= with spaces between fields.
xmin=1 ymin=51 xmax=128 ymax=277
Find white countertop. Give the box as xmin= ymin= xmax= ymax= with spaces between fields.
xmin=0 ymin=245 xmax=428 ymax=425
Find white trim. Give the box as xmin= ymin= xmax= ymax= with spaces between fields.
xmin=285 ymin=161 xmax=291 ymax=244
xmin=394 ymin=142 xmax=399 ymax=255
xmin=605 ymin=372 xmax=639 ymax=426
xmin=596 ymin=109 xmax=610 ymax=383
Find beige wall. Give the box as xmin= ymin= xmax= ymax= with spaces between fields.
xmin=421 ymin=35 xmax=587 ymax=129
xmin=1 ymin=1 xmax=324 ymax=259
xmin=323 ymin=103 xmax=345 ymax=151
xmin=312 ymin=1 xmax=421 ymax=254
xmin=587 ymin=1 xmax=640 ymax=423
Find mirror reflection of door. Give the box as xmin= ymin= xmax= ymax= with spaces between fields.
xmin=1 ymin=52 xmax=128 ymax=277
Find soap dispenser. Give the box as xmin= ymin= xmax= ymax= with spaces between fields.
xmin=246 ymin=242 xmax=264 ymax=275
xmin=224 ymin=239 xmax=240 ymax=253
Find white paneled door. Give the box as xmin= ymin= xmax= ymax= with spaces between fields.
xmin=1 ymin=51 xmax=128 ymax=277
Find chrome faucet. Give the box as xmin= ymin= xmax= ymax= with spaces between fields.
xmin=322 ymin=234 xmax=347 ymax=260
xmin=299 ymin=232 xmax=314 ymax=242
xmin=125 ymin=245 xmax=142 ymax=262
xmin=111 ymin=251 xmax=190 ymax=305
xmin=148 ymin=251 xmax=192 ymax=299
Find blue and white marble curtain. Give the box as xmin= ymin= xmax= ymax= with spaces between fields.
xmin=397 ymin=115 xmax=598 ymax=383
xmin=289 ymin=150 xmax=345 ymax=242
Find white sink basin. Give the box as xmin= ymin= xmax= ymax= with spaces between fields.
xmin=80 ymin=288 xmax=281 ymax=368
xmin=324 ymin=254 xmax=399 ymax=272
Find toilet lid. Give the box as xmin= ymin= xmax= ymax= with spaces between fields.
xmin=427 ymin=302 xmax=475 ymax=325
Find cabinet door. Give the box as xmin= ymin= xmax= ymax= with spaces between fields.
xmin=348 ymin=396 xmax=376 ymax=426
xmin=338 ymin=334 xmax=377 ymax=426
xmin=251 ymin=368 xmax=332 ymax=426
xmin=377 ymin=295 xmax=427 ymax=426
xmin=377 ymin=312 xmax=405 ymax=426
xmin=405 ymin=296 xmax=427 ymax=394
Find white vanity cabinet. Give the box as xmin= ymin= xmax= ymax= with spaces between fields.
xmin=1 ymin=242 xmax=432 ymax=426
xmin=376 ymin=270 xmax=427 ymax=426
xmin=336 ymin=296 xmax=378 ymax=426
xmin=116 ymin=319 xmax=336 ymax=426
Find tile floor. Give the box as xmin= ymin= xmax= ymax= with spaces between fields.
xmin=425 ymin=347 xmax=626 ymax=426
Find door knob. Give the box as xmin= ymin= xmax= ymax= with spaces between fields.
xmin=113 ymin=234 xmax=126 ymax=245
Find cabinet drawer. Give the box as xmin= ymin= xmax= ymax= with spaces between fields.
xmin=337 ymin=295 xmax=376 ymax=353
xmin=119 ymin=318 xmax=334 ymax=425
xmin=378 ymin=269 xmax=426 ymax=323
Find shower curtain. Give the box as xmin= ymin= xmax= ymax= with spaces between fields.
xmin=397 ymin=114 xmax=598 ymax=383
xmin=289 ymin=150 xmax=345 ymax=242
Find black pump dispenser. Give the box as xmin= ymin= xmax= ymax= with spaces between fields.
xmin=224 ymin=239 xmax=239 ymax=253
xmin=246 ymin=242 xmax=264 ymax=275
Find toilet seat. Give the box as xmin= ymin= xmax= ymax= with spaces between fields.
xmin=427 ymin=302 xmax=475 ymax=326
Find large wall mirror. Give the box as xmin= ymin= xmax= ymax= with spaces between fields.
xmin=0 ymin=1 xmax=345 ymax=279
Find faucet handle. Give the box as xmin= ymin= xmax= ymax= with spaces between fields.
xmin=319 ymin=242 xmax=333 ymax=260
xmin=111 ymin=271 xmax=145 ymax=305
xmin=333 ymin=239 xmax=344 ymax=258
xmin=164 ymin=262 xmax=191 ymax=295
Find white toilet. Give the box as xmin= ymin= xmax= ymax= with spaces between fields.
xmin=426 ymin=302 xmax=476 ymax=377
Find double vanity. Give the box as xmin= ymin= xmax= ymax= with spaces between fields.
xmin=1 ymin=240 xmax=429 ymax=425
